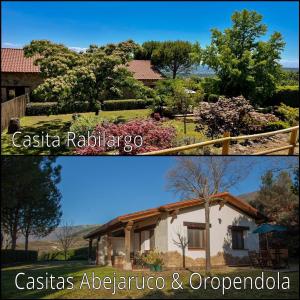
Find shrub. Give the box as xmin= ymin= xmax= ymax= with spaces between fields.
xmin=1 ymin=250 xmax=38 ymax=264
xmin=102 ymin=99 xmax=153 ymax=111
xmin=207 ymin=94 xmax=219 ymax=103
xmin=26 ymin=102 xmax=91 ymax=116
xmin=70 ymin=115 xmax=104 ymax=138
xmin=268 ymin=86 xmax=299 ymax=107
xmin=75 ymin=119 xmax=177 ymax=155
xmin=195 ymin=96 xmax=254 ymax=138
xmin=265 ymin=120 xmax=290 ymax=131
xmin=142 ymin=250 xmax=164 ymax=267
xmin=276 ymin=103 xmax=299 ymax=126
xmin=26 ymin=102 xmax=58 ymax=116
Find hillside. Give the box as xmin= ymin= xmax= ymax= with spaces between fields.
xmin=16 ymin=224 xmax=100 ymax=253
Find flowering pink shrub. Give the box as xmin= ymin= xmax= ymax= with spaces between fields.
xmin=75 ymin=119 xmax=176 ymax=155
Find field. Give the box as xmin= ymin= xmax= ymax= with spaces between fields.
xmin=1 ymin=262 xmax=299 ymax=299
xmin=1 ymin=109 xmax=204 ymax=155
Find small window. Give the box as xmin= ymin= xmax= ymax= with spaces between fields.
xmin=231 ymin=229 xmax=245 ymax=250
xmin=188 ymin=227 xmax=205 ymax=249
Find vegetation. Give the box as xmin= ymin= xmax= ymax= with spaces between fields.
xmin=135 ymin=40 xmax=201 ymax=78
xmin=1 ymin=157 xmax=62 ymax=251
xmin=202 ymin=10 xmax=285 ymax=104
xmin=75 ymin=119 xmax=177 ymax=155
xmin=24 ymin=40 xmax=152 ymax=113
xmin=195 ymin=96 xmax=255 ymax=138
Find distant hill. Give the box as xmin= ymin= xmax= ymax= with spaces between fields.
xmin=16 ymin=224 xmax=100 ymax=252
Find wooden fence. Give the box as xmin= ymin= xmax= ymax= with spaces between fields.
xmin=139 ymin=126 xmax=299 ymax=156
xmin=1 ymin=94 xmax=29 ymax=132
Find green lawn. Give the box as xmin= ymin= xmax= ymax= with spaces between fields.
xmin=1 ymin=262 xmax=298 ymax=299
xmin=1 ymin=109 xmax=205 ymax=155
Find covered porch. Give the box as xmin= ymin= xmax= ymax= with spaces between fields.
xmin=85 ymin=211 xmax=161 ymax=270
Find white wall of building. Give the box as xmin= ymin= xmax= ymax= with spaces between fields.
xmin=153 ymin=204 xmax=259 ymax=260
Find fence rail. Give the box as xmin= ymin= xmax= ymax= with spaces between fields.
xmin=139 ymin=126 xmax=299 ymax=156
xmin=1 ymin=94 xmax=29 ymax=132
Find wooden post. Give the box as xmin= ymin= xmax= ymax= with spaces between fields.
xmin=124 ymin=221 xmax=133 ymax=270
xmin=88 ymin=239 xmax=92 ymax=263
xmin=96 ymin=237 xmax=100 ymax=265
xmin=222 ymin=132 xmax=230 ymax=155
xmin=107 ymin=232 xmax=112 ymax=266
xmin=288 ymin=128 xmax=298 ymax=155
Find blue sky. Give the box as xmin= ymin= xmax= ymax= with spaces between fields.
xmin=55 ymin=157 xmax=297 ymax=226
xmin=2 ymin=1 xmax=299 ymax=67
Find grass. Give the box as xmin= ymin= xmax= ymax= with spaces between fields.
xmin=1 ymin=109 xmax=204 ymax=155
xmin=1 ymin=261 xmax=298 ymax=299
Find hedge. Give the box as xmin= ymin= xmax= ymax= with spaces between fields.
xmin=39 ymin=246 xmax=93 ymax=261
xmin=102 ymin=99 xmax=154 ymax=111
xmin=26 ymin=99 xmax=153 ymax=116
xmin=1 ymin=250 xmax=38 ymax=264
xmin=26 ymin=102 xmax=91 ymax=116
xmin=268 ymin=86 xmax=299 ymax=107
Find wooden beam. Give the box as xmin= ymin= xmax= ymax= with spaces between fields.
xmin=124 ymin=221 xmax=133 ymax=270
xmin=107 ymin=232 xmax=112 ymax=266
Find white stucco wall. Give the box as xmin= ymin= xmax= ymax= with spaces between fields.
xmin=154 ymin=204 xmax=259 ymax=260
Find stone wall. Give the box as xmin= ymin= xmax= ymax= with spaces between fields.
xmin=161 ymin=251 xmax=250 ymax=269
xmin=1 ymin=72 xmax=42 ymax=88
xmin=1 ymin=72 xmax=43 ymax=102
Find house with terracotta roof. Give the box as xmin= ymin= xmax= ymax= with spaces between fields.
xmin=1 ymin=48 xmax=42 ymax=102
xmin=1 ymin=48 xmax=163 ymax=102
xmin=84 ymin=192 xmax=265 ymax=270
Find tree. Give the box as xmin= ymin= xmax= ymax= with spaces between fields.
xmin=172 ymin=228 xmax=189 ymax=269
xmin=1 ymin=157 xmax=62 ymax=250
xmin=139 ymin=40 xmax=201 ymax=79
xmin=166 ymin=82 xmax=195 ymax=134
xmin=253 ymin=170 xmax=299 ymax=226
xmin=166 ymin=157 xmax=252 ymax=274
xmin=56 ymin=221 xmax=76 ymax=260
xmin=24 ymin=40 xmax=152 ymax=113
xmin=202 ymin=10 xmax=285 ymax=103
xmin=20 ymin=159 xmax=62 ymax=251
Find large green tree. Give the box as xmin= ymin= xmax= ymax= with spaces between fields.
xmin=136 ymin=40 xmax=201 ymax=79
xmin=1 ymin=157 xmax=62 ymax=250
xmin=24 ymin=40 xmax=152 ymax=112
xmin=202 ymin=10 xmax=285 ymax=103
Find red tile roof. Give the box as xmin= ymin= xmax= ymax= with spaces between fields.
xmin=1 ymin=48 xmax=162 ymax=80
xmin=124 ymin=60 xmax=163 ymax=80
xmin=1 ymin=48 xmax=40 ymax=73
xmin=84 ymin=192 xmax=266 ymax=239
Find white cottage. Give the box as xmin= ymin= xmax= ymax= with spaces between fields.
xmin=84 ymin=192 xmax=266 ymax=270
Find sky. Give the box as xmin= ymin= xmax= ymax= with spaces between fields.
xmin=2 ymin=1 xmax=299 ymax=67
xmin=55 ymin=156 xmax=297 ymax=226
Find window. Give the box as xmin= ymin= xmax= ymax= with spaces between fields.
xmin=187 ymin=227 xmax=206 ymax=249
xmin=231 ymin=229 xmax=245 ymax=250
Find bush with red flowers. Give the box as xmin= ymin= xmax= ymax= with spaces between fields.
xmin=75 ymin=119 xmax=176 ymax=155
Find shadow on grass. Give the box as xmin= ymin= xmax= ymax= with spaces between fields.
xmin=1 ymin=119 xmax=72 ymax=155
xmin=1 ymin=261 xmax=94 ymax=299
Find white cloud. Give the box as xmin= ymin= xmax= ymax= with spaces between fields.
xmin=280 ymin=59 xmax=299 ymax=68
xmin=2 ymin=42 xmax=22 ymax=48
xmin=68 ymin=46 xmax=87 ymax=53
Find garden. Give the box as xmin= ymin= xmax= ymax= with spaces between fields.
xmin=1 ymin=9 xmax=299 ymax=155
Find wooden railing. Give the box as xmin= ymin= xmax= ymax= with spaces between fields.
xmin=1 ymin=94 xmax=29 ymax=132
xmin=139 ymin=126 xmax=299 ymax=155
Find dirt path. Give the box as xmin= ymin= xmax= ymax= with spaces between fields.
xmin=229 ymin=133 xmax=299 ymax=155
